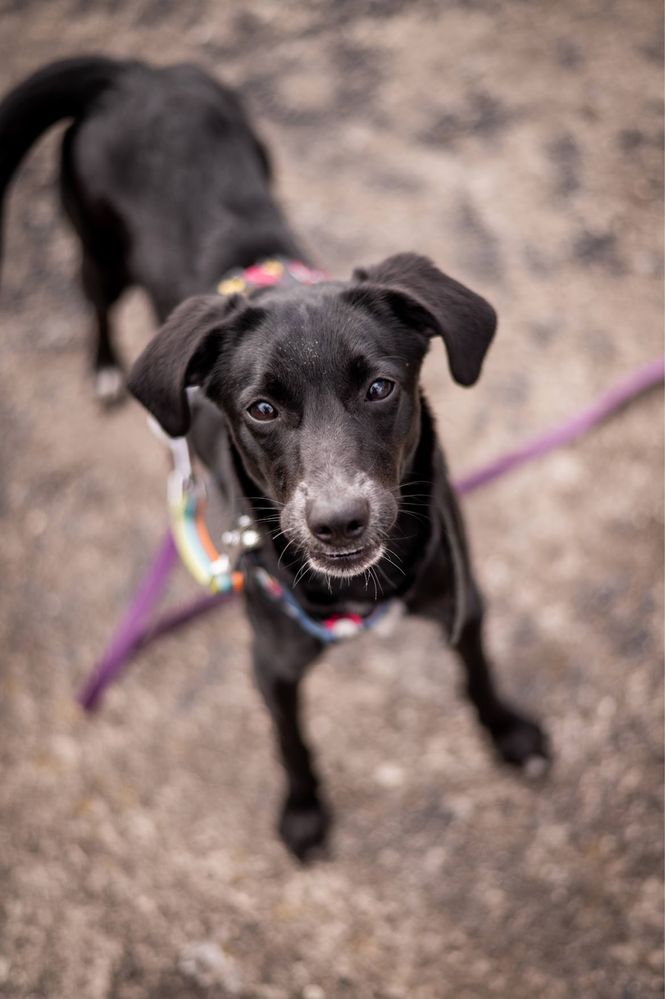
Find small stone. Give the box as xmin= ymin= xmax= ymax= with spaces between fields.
xmin=374 ymin=763 xmax=404 ymax=788
xmin=303 ymin=985 xmax=326 ymax=999
xmin=178 ymin=941 xmax=243 ymax=993
xmin=95 ymin=366 xmax=124 ymax=404
xmin=524 ymin=756 xmax=549 ymax=780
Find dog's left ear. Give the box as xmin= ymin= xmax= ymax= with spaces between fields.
xmin=345 ymin=253 xmax=497 ymax=386
xmin=128 ymin=294 xmax=264 ymax=437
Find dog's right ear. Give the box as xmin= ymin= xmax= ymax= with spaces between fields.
xmin=346 ymin=253 xmax=497 ymax=387
xmin=128 ymin=294 xmax=262 ymax=437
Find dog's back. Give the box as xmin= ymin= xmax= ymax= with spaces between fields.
xmin=0 ymin=57 xmax=300 ymax=318
xmin=65 ymin=62 xmax=287 ymax=312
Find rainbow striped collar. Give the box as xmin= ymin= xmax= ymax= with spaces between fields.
xmin=157 ymin=433 xmax=396 ymax=645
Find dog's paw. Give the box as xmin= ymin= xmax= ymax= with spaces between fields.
xmin=278 ymin=792 xmax=331 ymax=862
xmin=95 ymin=366 xmax=125 ymax=407
xmin=490 ymin=710 xmax=551 ymax=776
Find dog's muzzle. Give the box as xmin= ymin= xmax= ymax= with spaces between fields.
xmin=282 ymin=478 xmax=397 ymax=579
xmin=307 ymin=541 xmax=385 ymax=578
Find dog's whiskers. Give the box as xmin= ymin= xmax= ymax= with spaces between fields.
xmin=292 ymin=560 xmax=314 ymax=589
xmin=369 ymin=565 xmax=382 ymax=599
xmin=398 ymin=506 xmax=431 ymax=525
xmin=399 ymin=511 xmax=430 ymax=523
xmin=390 ymin=480 xmax=432 ymax=494
xmin=380 ymin=548 xmax=405 ymax=575
xmin=245 ymin=495 xmax=285 ymax=507
xmin=277 ymin=536 xmax=298 ymax=568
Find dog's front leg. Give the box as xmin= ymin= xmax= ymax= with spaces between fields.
xmin=454 ymin=609 xmax=551 ymax=775
xmin=254 ymin=667 xmax=331 ymax=860
xmin=246 ymin=592 xmax=329 ymax=860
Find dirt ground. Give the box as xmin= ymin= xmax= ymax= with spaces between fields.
xmin=0 ymin=1 xmax=663 ymax=997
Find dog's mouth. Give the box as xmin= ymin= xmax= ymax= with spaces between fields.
xmin=308 ymin=542 xmax=384 ymax=579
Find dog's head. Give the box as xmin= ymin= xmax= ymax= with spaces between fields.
xmin=129 ymin=253 xmax=496 ymax=579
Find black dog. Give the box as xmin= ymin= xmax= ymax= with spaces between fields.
xmin=0 ymin=56 xmax=549 ymax=859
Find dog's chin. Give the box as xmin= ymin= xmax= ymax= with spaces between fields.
xmin=308 ymin=542 xmax=384 ymax=579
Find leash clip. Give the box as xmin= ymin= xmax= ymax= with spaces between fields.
xmin=222 ymin=514 xmax=261 ymax=554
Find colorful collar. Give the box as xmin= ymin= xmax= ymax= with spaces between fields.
xmin=216 ymin=257 xmax=327 ymax=297
xmin=153 ymin=422 xmax=395 ymax=645
xmin=253 ymin=566 xmax=397 ymax=643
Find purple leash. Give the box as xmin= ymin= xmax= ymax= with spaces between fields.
xmin=79 ymin=542 xmax=237 ymax=710
xmin=78 ymin=357 xmax=664 ymax=711
xmin=79 ymin=532 xmax=179 ymax=710
xmin=455 ymin=357 xmax=665 ymax=495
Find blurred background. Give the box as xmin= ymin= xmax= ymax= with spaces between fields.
xmin=0 ymin=1 xmax=662 ymax=996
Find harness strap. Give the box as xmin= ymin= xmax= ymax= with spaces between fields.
xmin=168 ymin=481 xmax=245 ymax=595
xmin=155 ymin=429 xmax=395 ymax=645
xmin=253 ymin=567 xmax=395 ymax=644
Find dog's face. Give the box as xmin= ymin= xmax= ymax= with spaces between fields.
xmin=129 ymin=253 xmax=496 ymax=579
xmin=206 ymin=290 xmax=426 ymax=577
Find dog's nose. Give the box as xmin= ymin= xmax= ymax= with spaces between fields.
xmin=306 ymin=496 xmax=370 ymax=547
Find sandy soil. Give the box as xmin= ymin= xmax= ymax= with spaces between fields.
xmin=0 ymin=1 xmax=663 ymax=996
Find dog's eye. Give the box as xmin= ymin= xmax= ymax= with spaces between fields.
xmin=366 ymin=378 xmax=395 ymax=402
xmin=247 ymin=399 xmax=278 ymax=422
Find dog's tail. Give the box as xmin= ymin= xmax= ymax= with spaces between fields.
xmin=0 ymin=55 xmax=125 ymax=274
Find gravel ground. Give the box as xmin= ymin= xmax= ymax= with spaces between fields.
xmin=0 ymin=2 xmax=663 ymax=997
